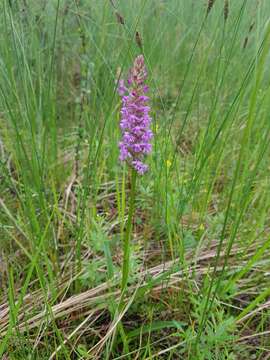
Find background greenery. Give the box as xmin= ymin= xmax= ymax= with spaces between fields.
xmin=1 ymin=0 xmax=270 ymax=358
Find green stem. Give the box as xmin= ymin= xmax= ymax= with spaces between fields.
xmin=108 ymin=169 xmax=136 ymax=357
xmin=121 ymin=168 xmax=137 ymax=293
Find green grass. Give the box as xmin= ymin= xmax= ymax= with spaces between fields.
xmin=1 ymin=0 xmax=270 ymax=358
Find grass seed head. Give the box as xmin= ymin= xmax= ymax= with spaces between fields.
xmin=115 ymin=11 xmax=125 ymax=25
xmin=224 ymin=0 xmax=229 ymax=21
xmin=207 ymin=0 xmax=216 ymax=15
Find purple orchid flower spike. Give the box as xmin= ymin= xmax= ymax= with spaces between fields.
xmin=118 ymin=55 xmax=153 ymax=175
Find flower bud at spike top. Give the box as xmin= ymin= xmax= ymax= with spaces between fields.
xmin=118 ymin=55 xmax=153 ymax=175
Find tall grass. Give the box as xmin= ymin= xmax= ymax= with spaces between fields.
xmin=1 ymin=0 xmax=270 ymax=358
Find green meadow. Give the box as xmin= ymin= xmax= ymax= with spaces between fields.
xmin=1 ymin=0 xmax=270 ymax=358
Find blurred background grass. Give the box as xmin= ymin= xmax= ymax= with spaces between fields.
xmin=1 ymin=0 xmax=270 ymax=358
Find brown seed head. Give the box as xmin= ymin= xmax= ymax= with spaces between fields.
xmin=135 ymin=31 xmax=143 ymax=50
xmin=249 ymin=22 xmax=255 ymax=33
xmin=207 ymin=0 xmax=215 ymax=15
xmin=115 ymin=11 xmax=125 ymax=25
xmin=224 ymin=0 xmax=229 ymax=21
